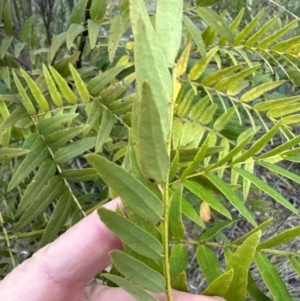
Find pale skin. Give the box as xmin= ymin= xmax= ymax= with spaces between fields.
xmin=0 ymin=198 xmax=225 ymax=301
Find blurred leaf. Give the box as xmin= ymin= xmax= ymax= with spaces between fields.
xmin=3 ymin=1 xmax=13 ymax=35
xmin=14 ymin=176 xmax=64 ymax=231
xmin=156 ymin=0 xmax=183 ymax=67
xmin=0 ymin=148 xmax=29 ymax=160
xmin=267 ymin=103 xmax=300 ymax=118
xmin=169 ymin=186 xmax=185 ymax=242
xmin=232 ymin=122 xmax=281 ymax=164
xmin=213 ymin=107 xmax=235 ymax=132
xmin=69 ymin=64 xmax=90 ymax=101
xmin=54 ymin=137 xmax=96 ymax=163
xmin=66 ymin=23 xmax=85 ymax=49
xmin=20 ymin=69 xmax=49 ymax=111
xmin=196 ymin=8 xmax=234 ymax=42
xmin=225 ymin=231 xmax=261 ymax=301
xmin=135 ymin=82 xmax=169 ymax=184
xmin=69 ymin=0 xmax=88 ymax=24
xmin=254 ymin=96 xmax=300 ymax=111
xmin=0 ymin=36 xmax=13 ymax=59
xmin=61 ymin=168 xmax=98 ymax=182
xmin=16 ymin=160 xmax=56 ymax=216
xmin=234 ymin=167 xmax=297 ymax=214
xmin=110 ymin=250 xmax=165 ymax=292
xmin=247 ymin=272 xmax=273 ymax=301
xmin=255 ymin=252 xmax=292 ymax=301
xmin=196 ymin=245 xmax=222 ymax=284
xmin=108 ymin=16 xmax=129 ymax=62
xmin=98 ymin=207 xmax=162 ymax=259
xmin=8 ymin=144 xmax=49 ymax=191
xmin=170 ymin=243 xmax=189 ymax=284
xmin=203 ymin=269 xmax=233 ymax=297
xmin=172 ymin=271 xmax=188 ymax=292
xmin=182 ymin=15 xmax=206 ymax=58
xmin=20 ymin=15 xmax=35 ymax=41
xmin=289 ymin=257 xmax=300 ymax=277
xmin=197 ymin=0 xmax=219 ymax=6
xmin=90 ymin=0 xmax=107 ymax=23
xmin=205 ymin=174 xmax=256 ymax=226
xmin=49 ymin=66 xmax=77 ymax=103
xmin=86 ymin=154 xmax=163 ymax=222
xmin=199 ymin=218 xmax=241 ymax=241
xmin=184 ymin=180 xmax=232 ymax=219
xmin=103 ymin=274 xmax=159 ymax=301
xmin=40 ymin=192 xmax=72 ymax=247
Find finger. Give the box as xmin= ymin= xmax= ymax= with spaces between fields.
xmin=0 ymin=198 xmax=123 ymax=301
xmin=82 ymin=285 xmax=226 ymax=301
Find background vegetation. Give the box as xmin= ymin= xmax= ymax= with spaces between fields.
xmin=1 ymin=0 xmax=300 ymax=300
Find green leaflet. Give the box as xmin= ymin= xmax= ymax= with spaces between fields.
xmin=181 ymin=135 xmax=210 ymax=178
xmin=247 ymin=272 xmax=273 ymax=301
xmin=245 ymin=15 xmax=279 ymax=47
xmin=184 ymin=180 xmax=232 ymax=219
xmin=20 ymin=69 xmax=49 ymax=111
xmin=42 ymin=64 xmax=63 ymax=107
xmin=199 ymin=218 xmax=241 ymax=241
xmin=213 ymin=107 xmax=235 ymax=132
xmin=196 ymin=7 xmax=234 ymax=42
xmin=232 ymin=122 xmax=281 ymax=164
xmin=156 ymin=0 xmax=183 ymax=67
xmin=3 ymin=1 xmax=13 ymax=35
xmin=61 ymin=168 xmax=98 ymax=182
xmin=258 ymin=19 xmax=298 ymax=49
xmin=200 ymin=103 xmax=218 ymax=125
xmin=0 ymin=36 xmax=13 ymax=59
xmin=16 ymin=160 xmax=56 ymax=216
xmin=234 ymin=167 xmax=297 ymax=214
xmin=177 ymin=87 xmax=194 ymax=117
xmin=20 ymin=15 xmax=35 ymax=41
xmin=49 ymin=66 xmax=77 ymax=103
xmin=258 ymin=225 xmax=300 ymax=250
xmin=255 ymin=252 xmax=293 ymax=301
xmin=66 ymin=23 xmax=85 ymax=49
xmin=189 ymin=95 xmax=210 ymax=121
xmin=203 ymin=269 xmax=233 ymax=297
xmin=273 ymin=36 xmax=300 ymax=52
xmin=215 ymin=64 xmax=261 ymax=91
xmin=0 ymin=148 xmax=29 ymax=161
xmin=289 ymin=257 xmax=300 ymax=277
xmin=54 ymin=137 xmax=96 ymax=163
xmin=170 ymin=243 xmax=189 ymax=285
xmin=196 ymin=245 xmax=222 ymax=284
xmin=69 ymin=0 xmax=88 ymax=24
xmin=197 ymin=0 xmax=219 ymax=7
xmin=53 ymin=51 xmax=80 ymax=77
xmin=69 ymin=64 xmax=90 ymax=101
xmin=189 ymin=47 xmax=219 ymax=81
xmin=14 ymin=176 xmax=64 ymax=232
xmin=182 ymin=15 xmax=206 ymax=58
xmin=12 ymin=70 xmax=36 ymax=115
xmin=108 ymin=16 xmax=129 ymax=62
xmin=40 ymin=192 xmax=72 ymax=247
xmin=172 ymin=271 xmax=188 ymax=292
xmin=225 ymin=231 xmax=261 ymax=301
xmin=37 ymin=113 xmax=78 ymax=136
xmin=130 ymin=0 xmax=172 ymax=140
xmin=103 ymin=274 xmax=159 ymax=301
xmin=230 ymin=218 xmax=272 ymax=246
xmin=88 ymin=19 xmax=99 ymax=49
xmin=86 ymin=154 xmax=163 ymax=222
xmin=135 ymin=82 xmax=169 ymax=184
xmin=169 ymin=186 xmax=185 ymax=242
xmin=47 ymin=32 xmax=67 ymax=64
xmin=98 ymin=207 xmax=163 ymax=259
xmin=87 ymin=65 xmax=128 ymax=96
xmin=45 ymin=125 xmax=88 ymax=150
xmin=257 ymin=135 xmax=300 ymax=159
xmin=90 ymin=0 xmax=107 ymax=23
xmin=241 ymin=80 xmax=286 ymax=102
xmin=267 ymin=103 xmax=300 ymax=118
xmin=8 ymin=144 xmax=49 ymax=191
xmin=202 ymin=64 xmax=244 ymax=87
xmin=95 ymin=108 xmax=115 ymax=153
xmin=110 ymin=251 xmax=165 ymax=292
xmin=181 ymin=197 xmax=205 ymax=228
xmin=205 ymin=174 xmax=256 ymax=226
xmin=234 ymin=10 xmax=264 ymax=45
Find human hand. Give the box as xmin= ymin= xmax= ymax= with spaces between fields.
xmin=0 ymin=198 xmax=225 ymax=301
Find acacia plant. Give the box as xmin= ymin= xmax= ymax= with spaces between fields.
xmin=1 ymin=0 xmax=300 ymax=300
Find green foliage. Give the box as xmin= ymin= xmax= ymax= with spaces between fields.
xmin=1 ymin=0 xmax=300 ymax=300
